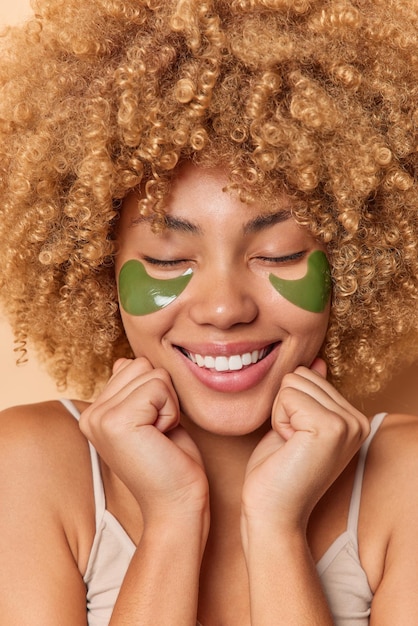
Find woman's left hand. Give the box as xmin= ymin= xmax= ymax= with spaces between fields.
xmin=241 ymin=359 xmax=370 ymax=532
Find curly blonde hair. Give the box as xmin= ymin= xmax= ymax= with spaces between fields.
xmin=0 ymin=0 xmax=417 ymax=398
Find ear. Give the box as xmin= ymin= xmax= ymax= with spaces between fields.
xmin=310 ymin=357 xmax=327 ymax=379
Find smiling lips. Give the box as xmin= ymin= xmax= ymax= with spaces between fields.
xmin=181 ymin=345 xmax=275 ymax=373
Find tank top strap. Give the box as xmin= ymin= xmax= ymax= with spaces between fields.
xmin=347 ymin=411 xmax=387 ymax=542
xmin=59 ymin=398 xmax=106 ymax=530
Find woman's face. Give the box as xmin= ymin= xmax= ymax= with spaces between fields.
xmin=115 ymin=163 xmax=330 ymax=435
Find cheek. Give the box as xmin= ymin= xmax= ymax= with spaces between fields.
xmin=119 ymin=310 xmax=168 ymax=360
xmin=265 ymin=294 xmax=330 ymax=359
xmin=282 ymin=310 xmax=330 ymax=371
xmin=283 ymin=308 xmax=330 ymax=344
xmin=120 ymin=315 xmax=146 ymax=357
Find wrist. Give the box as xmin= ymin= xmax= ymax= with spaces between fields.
xmin=242 ymin=523 xmax=312 ymax=579
xmin=142 ymin=506 xmax=210 ymax=556
xmin=241 ymin=520 xmax=333 ymax=626
xmin=241 ymin=493 xmax=311 ymax=537
xmin=240 ymin=510 xmax=308 ymax=558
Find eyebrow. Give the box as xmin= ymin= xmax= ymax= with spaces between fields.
xmin=131 ymin=214 xmax=202 ymax=234
xmin=131 ymin=209 xmax=291 ymax=234
xmin=242 ymin=210 xmax=292 ymax=234
xmin=164 ymin=214 xmax=203 ymax=233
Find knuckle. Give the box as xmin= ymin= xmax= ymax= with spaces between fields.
xmin=350 ymin=418 xmax=363 ymax=441
xmin=112 ymin=357 xmax=130 ymax=374
xmin=327 ymin=413 xmax=349 ymax=440
xmin=78 ymin=410 xmax=90 ymax=436
xmin=276 ymin=384 xmax=297 ymax=404
xmin=80 ymin=400 xmax=120 ymax=437
xmin=145 ymin=374 xmax=169 ymax=393
xmin=96 ymin=403 xmax=130 ymax=439
xmin=346 ymin=410 xmax=370 ymax=443
xmin=281 ymin=372 xmax=299 ymax=389
xmin=131 ymin=357 xmax=153 ymax=375
xmin=359 ymin=415 xmax=371 ymax=440
xmin=151 ymin=367 xmax=172 ymax=386
xmin=328 ymin=411 xmax=369 ymax=446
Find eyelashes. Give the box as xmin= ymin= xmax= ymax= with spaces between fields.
xmin=143 ymin=256 xmax=189 ymax=268
xmin=255 ymin=251 xmax=306 ymax=265
xmin=269 ymin=250 xmax=331 ymax=313
xmin=119 ymin=250 xmax=331 ymax=316
xmin=142 ymin=250 xmax=306 ymax=268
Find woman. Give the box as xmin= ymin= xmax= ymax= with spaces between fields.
xmin=0 ymin=0 xmax=418 ymax=623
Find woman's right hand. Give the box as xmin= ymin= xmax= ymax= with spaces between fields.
xmin=79 ymin=357 xmax=209 ymax=523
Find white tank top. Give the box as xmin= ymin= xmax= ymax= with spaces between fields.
xmin=61 ymin=398 xmax=385 ymax=625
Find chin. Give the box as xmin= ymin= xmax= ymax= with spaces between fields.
xmin=180 ymin=401 xmax=272 ymax=438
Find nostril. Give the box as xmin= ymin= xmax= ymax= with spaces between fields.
xmin=188 ymin=288 xmax=259 ymax=329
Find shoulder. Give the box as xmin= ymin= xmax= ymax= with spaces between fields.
xmin=365 ymin=412 xmax=418 ymax=539
xmin=363 ymin=414 xmax=418 ymax=616
xmin=366 ymin=412 xmax=418 ymax=490
xmin=0 ymin=397 xmax=89 ymax=436
xmin=0 ymin=399 xmax=92 ymax=477
xmin=359 ymin=413 xmax=418 ymax=592
xmin=369 ymin=411 xmax=418 ymax=464
xmin=0 ymin=399 xmax=95 ymax=573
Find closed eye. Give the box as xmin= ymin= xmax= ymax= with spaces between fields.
xmin=143 ymin=256 xmax=190 ymax=267
xmin=257 ymin=251 xmax=306 ymax=264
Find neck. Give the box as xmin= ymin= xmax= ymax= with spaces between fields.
xmin=181 ymin=415 xmax=263 ymax=624
xmin=180 ymin=413 xmax=270 ymax=517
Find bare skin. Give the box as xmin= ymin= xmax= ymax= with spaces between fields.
xmin=1 ymin=399 xmax=418 ymax=624
xmin=1 ymin=166 xmax=418 ymax=623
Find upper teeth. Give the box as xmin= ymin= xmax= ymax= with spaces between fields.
xmin=188 ymin=349 xmax=268 ymax=372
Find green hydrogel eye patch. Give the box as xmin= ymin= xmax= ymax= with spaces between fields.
xmin=269 ymin=250 xmax=331 ymax=313
xmin=119 ymin=259 xmax=193 ymax=316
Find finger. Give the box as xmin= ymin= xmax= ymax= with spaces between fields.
xmin=273 ymin=385 xmax=369 ymax=446
xmin=110 ymin=356 xmax=154 ymax=382
xmin=136 ymin=377 xmax=180 ymax=433
xmin=112 ymin=357 xmax=133 ymax=375
xmin=109 ymin=371 xmax=180 ymax=430
xmin=83 ymin=376 xmax=180 ymax=439
xmin=110 ymin=366 xmax=176 ymax=409
xmin=97 ymin=357 xmax=155 ymax=403
xmin=280 ymin=367 xmax=362 ymax=417
xmin=310 ymin=357 xmax=327 ymax=378
xmin=277 ymin=370 xmax=343 ymax=417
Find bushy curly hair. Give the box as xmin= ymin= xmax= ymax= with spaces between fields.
xmin=0 ymin=0 xmax=417 ymax=399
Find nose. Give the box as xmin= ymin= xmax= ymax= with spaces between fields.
xmin=188 ymin=268 xmax=258 ymax=329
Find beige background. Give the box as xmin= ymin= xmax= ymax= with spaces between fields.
xmin=0 ymin=0 xmax=32 ymax=29
xmin=0 ymin=0 xmax=61 ymax=411
xmin=1 ymin=0 xmax=418 ymax=414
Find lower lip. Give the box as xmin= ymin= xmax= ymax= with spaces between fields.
xmin=175 ymin=344 xmax=281 ymax=393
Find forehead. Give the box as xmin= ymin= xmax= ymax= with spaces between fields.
xmin=123 ymin=162 xmax=294 ymax=232
xmin=167 ymin=162 xmax=291 ymax=214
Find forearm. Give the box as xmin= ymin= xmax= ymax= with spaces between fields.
xmin=110 ymin=514 xmax=208 ymax=625
xmin=243 ymin=521 xmax=334 ymax=626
